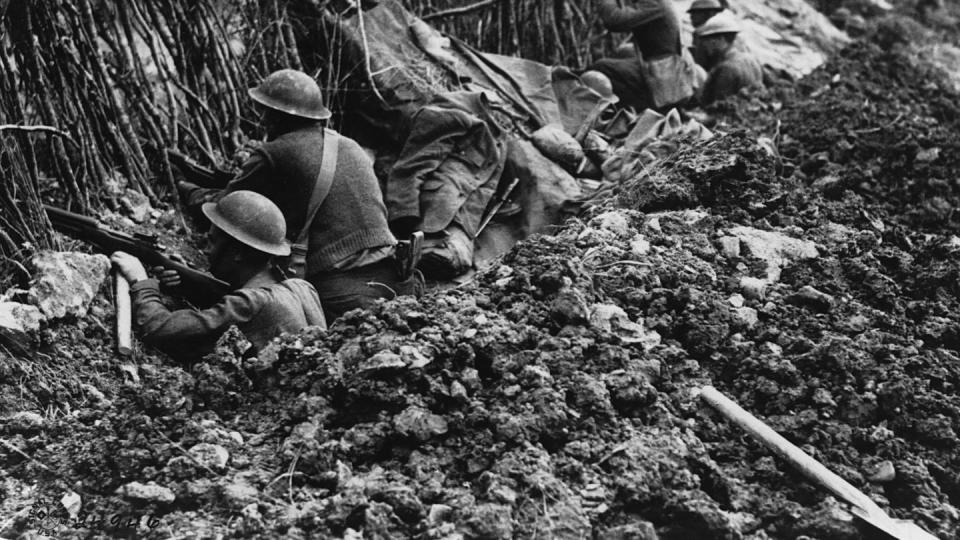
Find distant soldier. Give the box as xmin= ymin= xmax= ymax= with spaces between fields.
xmin=694 ymin=12 xmax=764 ymax=105
xmin=688 ymin=0 xmax=724 ymax=28
xmin=179 ymin=69 xmax=423 ymax=320
xmin=590 ymin=0 xmax=703 ymax=110
xmin=112 ymin=191 xmax=326 ymax=361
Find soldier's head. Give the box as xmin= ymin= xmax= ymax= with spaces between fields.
xmin=248 ymin=69 xmax=330 ymax=139
xmin=201 ymin=191 xmax=290 ymax=285
xmin=694 ymin=11 xmax=741 ymax=65
xmin=688 ymin=0 xmax=724 ymax=28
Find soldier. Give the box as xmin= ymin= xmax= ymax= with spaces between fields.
xmin=695 ymin=12 xmax=764 ymax=105
xmin=590 ymin=0 xmax=702 ymax=111
xmin=111 ymin=191 xmax=326 ymax=361
xmin=179 ymin=69 xmax=423 ymax=320
xmin=688 ymin=0 xmax=724 ymax=28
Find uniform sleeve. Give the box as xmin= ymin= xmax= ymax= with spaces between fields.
xmin=223 ymin=151 xmax=274 ymax=196
xmin=597 ymin=0 xmax=666 ymax=31
xmin=130 ymin=279 xmax=264 ymax=358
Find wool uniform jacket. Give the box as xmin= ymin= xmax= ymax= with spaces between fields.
xmin=130 ymin=278 xmax=326 ymax=361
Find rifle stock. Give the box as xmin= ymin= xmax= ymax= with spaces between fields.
xmin=44 ymin=205 xmax=231 ymax=306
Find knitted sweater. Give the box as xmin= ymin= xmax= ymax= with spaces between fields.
xmin=224 ymin=124 xmax=396 ymax=274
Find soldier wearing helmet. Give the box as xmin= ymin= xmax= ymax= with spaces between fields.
xmin=694 ymin=11 xmax=764 ymax=104
xmin=588 ymin=0 xmax=702 ymax=111
xmin=688 ymin=0 xmax=725 ymax=28
xmin=179 ymin=69 xmax=423 ymax=321
xmin=111 ymin=191 xmax=326 ymax=361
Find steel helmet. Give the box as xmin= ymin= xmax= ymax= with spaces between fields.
xmin=248 ymin=69 xmax=331 ymax=121
xmin=202 ymin=191 xmax=291 ymax=256
xmin=580 ymin=70 xmax=619 ymax=104
xmin=695 ymin=10 xmax=742 ymax=37
xmin=688 ymin=0 xmax=723 ymax=12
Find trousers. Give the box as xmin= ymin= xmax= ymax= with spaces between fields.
xmin=309 ymin=258 xmax=424 ymax=321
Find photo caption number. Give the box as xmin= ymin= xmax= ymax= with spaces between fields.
xmin=72 ymin=511 xmax=88 ymax=528
xmin=124 ymin=516 xmax=138 ymax=528
xmin=147 ymin=515 xmax=160 ymax=529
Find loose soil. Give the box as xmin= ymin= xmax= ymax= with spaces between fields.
xmin=4 ymin=4 xmax=960 ymax=540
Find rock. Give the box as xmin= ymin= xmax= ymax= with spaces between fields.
xmin=843 ymin=314 xmax=870 ymax=333
xmin=630 ymin=234 xmax=651 ymax=256
xmin=60 ymin=491 xmax=82 ymax=519
xmin=115 ymin=481 xmax=175 ymax=503
xmin=120 ymin=188 xmax=152 ymax=223
xmin=916 ymin=146 xmax=940 ymax=162
xmin=427 ymin=504 xmax=453 ymax=525
xmin=734 ymin=307 xmax=759 ymax=328
xmin=590 ymin=211 xmax=633 ymax=238
xmin=0 ymin=302 xmax=44 ymax=331
xmin=359 ymin=351 xmax=405 ymax=373
xmin=393 ymin=406 xmax=449 ymax=442
xmin=6 ymin=411 xmax=45 ymax=433
xmin=787 ymin=285 xmax=835 ymax=312
xmin=0 ymin=302 xmax=44 ymax=344
xmin=727 ymin=226 xmax=819 ymax=282
xmin=739 ymin=277 xmax=767 ymax=300
xmin=589 ymin=304 xmax=662 ymax=349
xmin=189 ymin=443 xmax=230 ymax=470
xmin=717 ymin=236 xmax=741 ymax=258
xmin=812 ymin=174 xmax=842 ymax=193
xmin=28 ymin=252 xmax=110 ymax=319
xmin=728 ymin=294 xmax=745 ymax=308
xmin=602 ymin=522 xmax=659 ymax=540
xmin=459 ymin=503 xmax=513 ymax=539
xmin=221 ymin=477 xmax=259 ymax=508
xmin=399 ymin=345 xmax=432 ymax=369
xmin=450 ymin=381 xmax=469 ymax=401
xmin=550 ymin=287 xmax=590 ymax=325
xmin=866 ymin=460 xmax=896 ymax=483
xmin=240 ymin=503 xmax=262 ymax=521
xmin=531 ymin=124 xmax=585 ymax=170
xmin=376 ymin=486 xmax=425 ymax=524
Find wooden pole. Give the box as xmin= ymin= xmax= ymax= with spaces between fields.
xmin=699 ymin=386 xmax=937 ymax=540
xmin=114 ymin=272 xmax=133 ymax=356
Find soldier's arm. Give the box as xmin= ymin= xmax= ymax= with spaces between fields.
xmin=222 ymin=151 xmax=274 ymax=196
xmin=597 ymin=0 xmax=666 ymax=32
xmin=129 ymin=279 xmax=263 ymax=357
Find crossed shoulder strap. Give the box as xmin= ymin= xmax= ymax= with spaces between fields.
xmin=296 ymin=128 xmax=340 ymax=247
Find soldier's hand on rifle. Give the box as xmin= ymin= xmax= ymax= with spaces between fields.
xmin=110 ymin=252 xmax=148 ymax=283
xmin=151 ymin=266 xmax=183 ymax=289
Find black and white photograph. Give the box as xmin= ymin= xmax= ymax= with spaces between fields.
xmin=0 ymin=0 xmax=955 ymax=538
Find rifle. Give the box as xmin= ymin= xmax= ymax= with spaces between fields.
xmin=166 ymin=149 xmax=233 ymax=189
xmin=44 ymin=205 xmax=231 ymax=307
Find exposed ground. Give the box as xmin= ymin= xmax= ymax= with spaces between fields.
xmin=4 ymin=3 xmax=960 ymax=540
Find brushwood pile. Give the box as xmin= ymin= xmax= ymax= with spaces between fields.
xmin=4 ymin=4 xmax=960 ymax=540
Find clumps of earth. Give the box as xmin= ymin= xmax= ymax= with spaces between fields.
xmin=4 ymin=17 xmax=960 ymax=540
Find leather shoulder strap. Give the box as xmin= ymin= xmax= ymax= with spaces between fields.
xmin=296 ymin=128 xmax=339 ymax=245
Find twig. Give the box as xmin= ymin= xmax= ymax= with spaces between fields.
xmin=0 ymin=124 xmax=80 ymax=149
xmin=853 ymin=113 xmax=904 ymax=134
xmin=422 ymin=0 xmax=501 ymax=21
